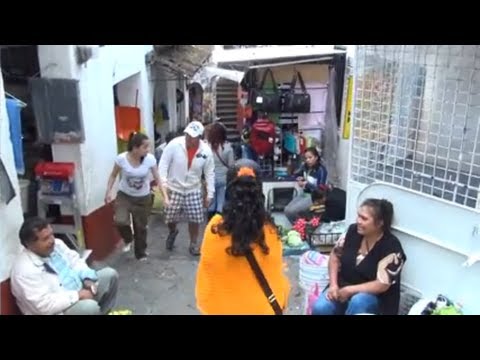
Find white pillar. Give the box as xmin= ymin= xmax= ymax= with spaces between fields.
xmin=0 ymin=68 xmax=23 ymax=283
xmin=167 ymin=79 xmax=178 ymax=132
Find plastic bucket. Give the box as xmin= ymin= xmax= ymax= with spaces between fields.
xmin=299 ymin=251 xmax=329 ymax=292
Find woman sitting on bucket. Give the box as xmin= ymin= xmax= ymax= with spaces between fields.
xmin=311 ymin=198 xmax=406 ymax=315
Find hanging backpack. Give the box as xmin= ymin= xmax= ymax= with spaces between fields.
xmin=250 ymin=117 xmax=276 ymax=156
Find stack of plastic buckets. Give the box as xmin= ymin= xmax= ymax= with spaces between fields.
xmin=299 ymin=250 xmax=329 ymax=314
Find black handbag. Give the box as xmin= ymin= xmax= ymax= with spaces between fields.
xmin=282 ymin=71 xmax=311 ymax=113
xmin=250 ymin=68 xmax=282 ymax=113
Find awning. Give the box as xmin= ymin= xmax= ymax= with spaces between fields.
xmin=201 ymin=66 xmax=245 ymax=83
xmin=149 ymin=45 xmax=214 ymax=78
xmin=213 ymin=45 xmax=346 ymax=70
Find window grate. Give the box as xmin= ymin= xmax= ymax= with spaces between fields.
xmin=351 ymin=45 xmax=480 ymax=209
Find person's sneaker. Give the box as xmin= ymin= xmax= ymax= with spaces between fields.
xmin=137 ymin=252 xmax=149 ymax=261
xmin=166 ymin=229 xmax=179 ymax=251
xmin=123 ymin=243 xmax=132 ymax=253
xmin=189 ymin=243 xmax=201 ymax=256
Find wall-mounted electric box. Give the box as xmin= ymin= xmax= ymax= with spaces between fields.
xmin=30 ymin=78 xmax=85 ymax=144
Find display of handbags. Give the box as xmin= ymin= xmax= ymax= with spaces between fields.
xmin=247 ymin=68 xmax=312 ymax=115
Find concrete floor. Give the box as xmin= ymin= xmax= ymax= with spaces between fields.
xmin=98 ymin=214 xmax=306 ymax=315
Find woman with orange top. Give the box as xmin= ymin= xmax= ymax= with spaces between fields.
xmin=195 ymin=166 xmax=290 ymax=315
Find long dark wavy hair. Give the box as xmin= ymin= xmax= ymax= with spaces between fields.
xmin=207 ymin=122 xmax=227 ymax=152
xmin=213 ymin=166 xmax=275 ymax=256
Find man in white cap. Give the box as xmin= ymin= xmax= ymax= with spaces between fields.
xmin=158 ymin=121 xmax=215 ymax=255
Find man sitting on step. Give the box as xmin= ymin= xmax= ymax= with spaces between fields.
xmin=10 ymin=217 xmax=119 ymax=315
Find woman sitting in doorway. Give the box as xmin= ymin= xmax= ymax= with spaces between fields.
xmin=284 ymin=147 xmax=328 ymax=224
xmin=311 ymin=198 xmax=407 ymax=315
xmin=195 ymin=166 xmax=290 ymax=315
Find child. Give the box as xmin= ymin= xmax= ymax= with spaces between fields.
xmin=309 ymin=185 xmax=328 ymax=218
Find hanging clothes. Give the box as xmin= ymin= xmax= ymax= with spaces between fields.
xmin=6 ymin=98 xmax=25 ymax=176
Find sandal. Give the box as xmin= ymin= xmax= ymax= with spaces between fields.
xmin=166 ymin=229 xmax=179 ymax=251
xmin=189 ymin=243 xmax=201 ymax=256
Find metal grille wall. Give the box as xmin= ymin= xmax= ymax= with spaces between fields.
xmin=351 ymin=45 xmax=480 ymax=209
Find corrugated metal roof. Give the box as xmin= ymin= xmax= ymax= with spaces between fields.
xmin=150 ymin=45 xmax=213 ymax=77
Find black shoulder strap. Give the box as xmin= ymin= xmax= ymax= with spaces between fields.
xmin=245 ymin=250 xmax=283 ymax=315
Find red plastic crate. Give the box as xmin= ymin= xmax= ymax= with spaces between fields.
xmin=35 ymin=162 xmax=75 ymax=196
xmin=35 ymin=162 xmax=75 ymax=180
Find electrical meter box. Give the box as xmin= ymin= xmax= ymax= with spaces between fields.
xmin=30 ymin=78 xmax=85 ymax=144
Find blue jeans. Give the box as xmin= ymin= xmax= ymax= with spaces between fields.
xmin=209 ymin=181 xmax=226 ymax=214
xmin=311 ymin=288 xmax=379 ymax=315
xmin=241 ymin=144 xmax=258 ymax=161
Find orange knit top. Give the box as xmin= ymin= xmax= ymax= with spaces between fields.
xmin=195 ymin=215 xmax=290 ymax=315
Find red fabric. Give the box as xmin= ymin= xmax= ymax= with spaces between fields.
xmin=187 ymin=145 xmax=199 ymax=169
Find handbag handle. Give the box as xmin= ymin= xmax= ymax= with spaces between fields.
xmin=258 ymin=68 xmax=279 ymax=93
xmin=289 ymin=70 xmax=308 ymax=94
xmin=245 ymin=250 xmax=283 ymax=315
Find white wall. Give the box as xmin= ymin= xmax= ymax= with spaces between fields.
xmin=0 ymin=73 xmax=23 ymax=282
xmin=38 ymin=45 xmax=153 ymax=216
xmin=117 ymin=73 xmax=141 ymax=107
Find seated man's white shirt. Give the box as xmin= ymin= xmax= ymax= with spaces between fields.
xmin=10 ymin=239 xmax=97 ymax=315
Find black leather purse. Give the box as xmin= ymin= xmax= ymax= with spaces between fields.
xmin=250 ymin=68 xmax=282 ymax=113
xmin=282 ymin=70 xmax=311 ymax=113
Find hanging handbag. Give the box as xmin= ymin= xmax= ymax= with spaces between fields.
xmin=250 ymin=68 xmax=282 ymax=113
xmin=282 ymin=71 xmax=311 ymax=113
xmin=245 ymin=250 xmax=283 ymax=315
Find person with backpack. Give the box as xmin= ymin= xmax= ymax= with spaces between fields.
xmin=284 ymin=147 xmax=328 ymax=224
xmin=206 ymin=122 xmax=235 ymax=220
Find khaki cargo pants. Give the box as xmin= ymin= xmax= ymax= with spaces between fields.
xmin=114 ymin=191 xmax=152 ymax=259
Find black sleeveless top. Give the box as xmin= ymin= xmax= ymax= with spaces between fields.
xmin=336 ymin=224 xmax=407 ymax=315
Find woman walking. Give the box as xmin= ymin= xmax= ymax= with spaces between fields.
xmin=206 ymin=122 xmax=235 ymax=220
xmin=105 ymin=132 xmax=168 ymax=261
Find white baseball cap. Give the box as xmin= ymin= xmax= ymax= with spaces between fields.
xmin=184 ymin=121 xmax=204 ymax=138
